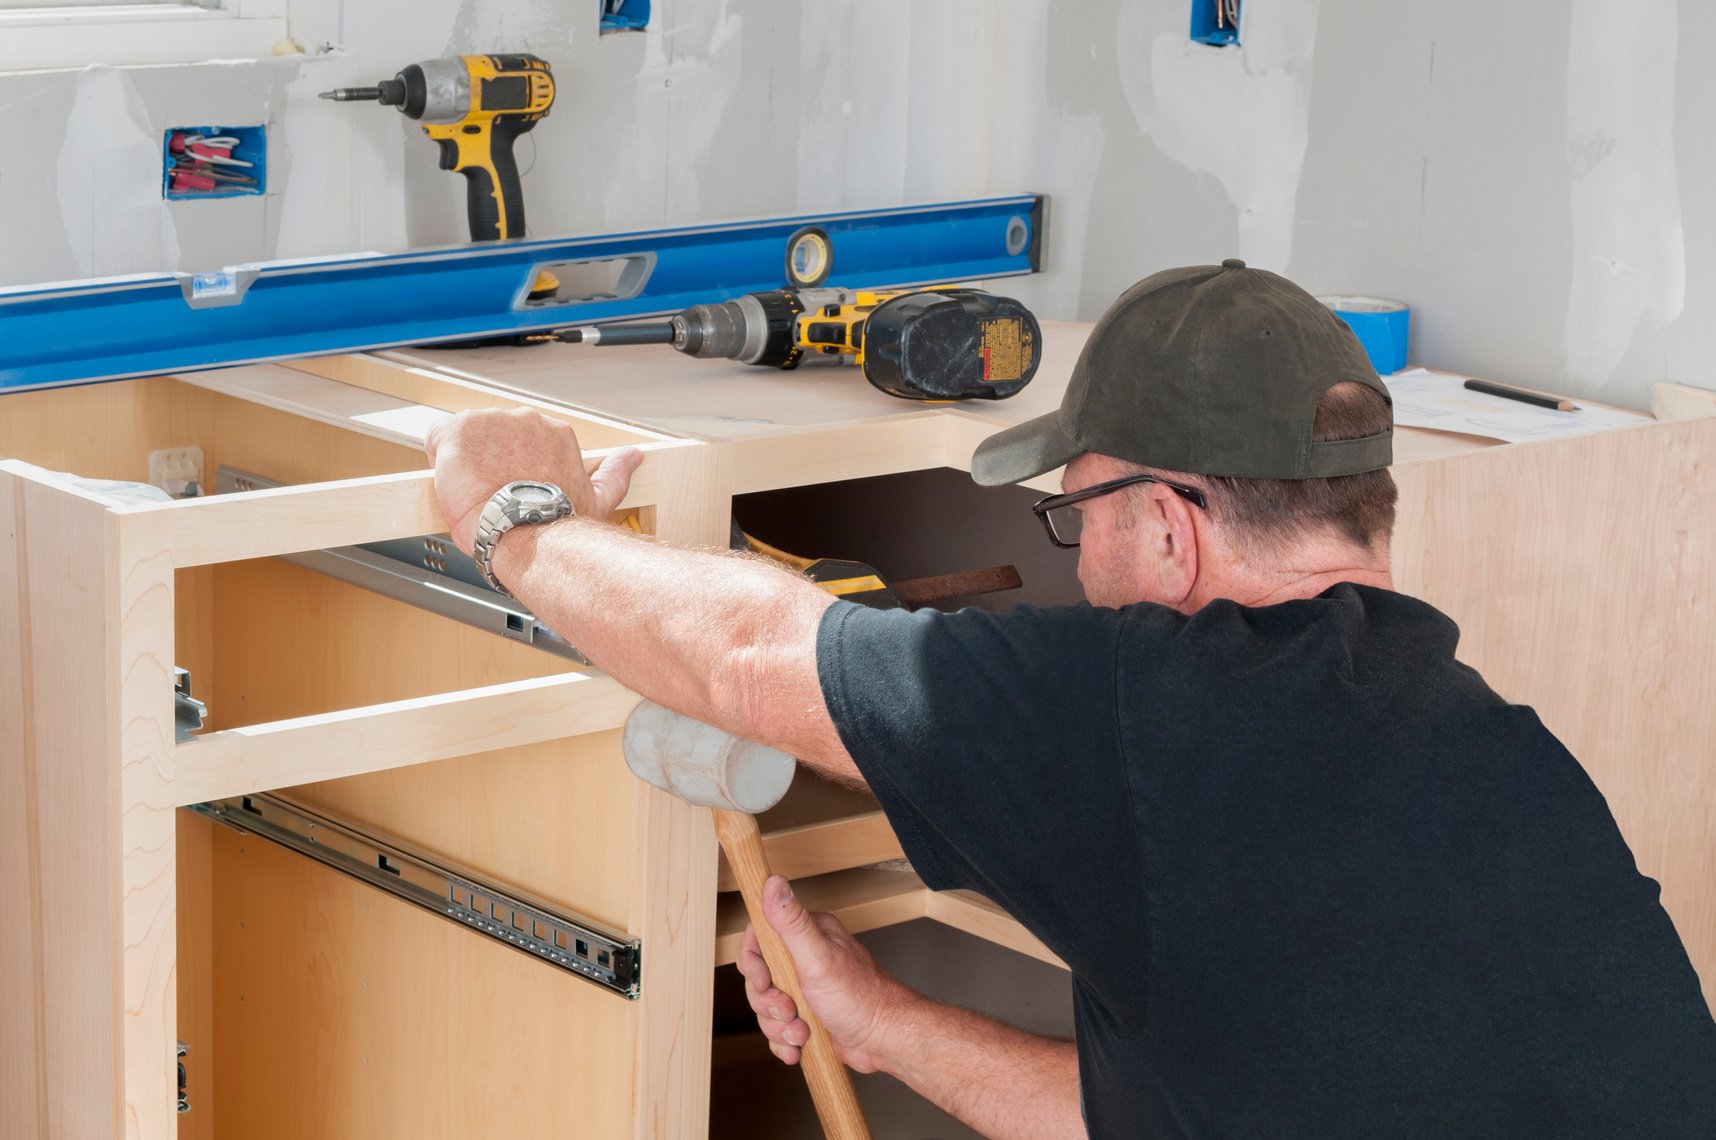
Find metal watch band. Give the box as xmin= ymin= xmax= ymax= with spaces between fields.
xmin=472 ymin=499 xmax=512 ymax=595
xmin=471 ymin=481 xmax=573 ymax=598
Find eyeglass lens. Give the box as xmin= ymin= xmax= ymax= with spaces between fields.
xmin=1044 ymin=503 xmax=1084 ymax=546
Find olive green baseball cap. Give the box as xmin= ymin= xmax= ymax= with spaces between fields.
xmin=970 ymin=259 xmax=1393 ymax=486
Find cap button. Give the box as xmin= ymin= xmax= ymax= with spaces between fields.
xmin=1222 ymin=258 xmax=1246 ymax=269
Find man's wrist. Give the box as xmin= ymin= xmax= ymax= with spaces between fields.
xmin=860 ymin=977 xmax=932 ymax=1081
xmin=487 ymin=513 xmax=579 ymax=595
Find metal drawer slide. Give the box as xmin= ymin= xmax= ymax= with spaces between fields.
xmin=192 ymin=792 xmax=641 ymax=998
xmin=216 ymin=465 xmax=589 ymax=664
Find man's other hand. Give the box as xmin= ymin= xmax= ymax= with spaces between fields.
xmin=737 ymin=875 xmax=909 ymax=1074
xmin=424 ymin=409 xmax=643 ymax=555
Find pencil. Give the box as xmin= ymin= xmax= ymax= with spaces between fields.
xmin=1462 ymin=378 xmax=1578 ymax=412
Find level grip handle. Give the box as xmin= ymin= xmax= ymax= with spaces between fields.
xmin=460 ymin=118 xmax=529 ymax=241
xmin=714 ymin=809 xmax=872 ymax=1140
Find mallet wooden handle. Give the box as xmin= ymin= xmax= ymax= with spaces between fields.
xmin=714 ymin=808 xmax=871 ymax=1140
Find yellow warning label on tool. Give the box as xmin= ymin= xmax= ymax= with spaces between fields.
xmin=980 ymin=318 xmax=1033 ymax=384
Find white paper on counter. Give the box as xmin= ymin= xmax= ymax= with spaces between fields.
xmin=1382 ymin=368 xmax=1650 ymax=444
xmin=352 ymin=404 xmax=451 ymax=443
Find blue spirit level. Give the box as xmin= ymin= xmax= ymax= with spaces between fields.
xmin=0 ymin=195 xmax=1043 ymax=395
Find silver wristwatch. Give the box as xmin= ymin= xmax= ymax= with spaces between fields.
xmin=471 ymin=480 xmax=574 ymax=597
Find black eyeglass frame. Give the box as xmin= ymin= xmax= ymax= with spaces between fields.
xmin=1030 ymin=473 xmax=1209 ymax=549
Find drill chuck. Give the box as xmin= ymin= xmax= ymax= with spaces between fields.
xmin=670 ymin=299 xmax=756 ymax=361
xmin=318 ymin=60 xmax=475 ymax=123
xmin=671 ymin=292 xmax=806 ymax=366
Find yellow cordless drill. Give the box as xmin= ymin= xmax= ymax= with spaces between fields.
xmin=321 ymin=54 xmax=554 ymax=243
xmin=554 ymin=286 xmax=1041 ymax=401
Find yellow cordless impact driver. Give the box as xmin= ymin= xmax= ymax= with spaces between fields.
xmin=321 ymin=54 xmax=554 ymax=245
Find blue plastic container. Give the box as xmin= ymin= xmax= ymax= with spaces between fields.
xmin=1190 ymin=0 xmax=1240 ymax=45
xmin=162 ymin=124 xmax=266 ymax=200
xmin=1318 ymin=295 xmax=1409 ymax=375
xmin=601 ymin=0 xmax=649 ymax=30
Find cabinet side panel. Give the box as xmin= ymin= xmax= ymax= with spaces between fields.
xmin=284 ymin=734 xmax=640 ymax=935
xmin=0 ymin=472 xmax=49 ymax=1137
xmin=0 ymin=473 xmax=125 ymax=1137
xmin=1 ymin=381 xmax=213 ymax=1139
xmin=206 ymin=558 xmax=571 ymax=729
xmin=0 ymin=378 xmax=214 ymax=482
xmin=209 ymin=740 xmax=637 ymax=1138
xmin=1394 ymin=417 xmax=1716 ymax=1011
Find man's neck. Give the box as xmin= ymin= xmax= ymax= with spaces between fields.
xmin=1186 ymin=543 xmax=1394 ymax=612
xmin=1238 ymin=565 xmax=1394 ymax=607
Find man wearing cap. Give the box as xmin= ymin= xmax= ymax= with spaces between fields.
xmin=425 ymin=261 xmax=1716 ymax=1138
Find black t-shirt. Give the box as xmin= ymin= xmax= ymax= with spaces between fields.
xmin=816 ymin=583 xmax=1716 ymax=1138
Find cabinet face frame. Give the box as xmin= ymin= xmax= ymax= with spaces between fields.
xmin=0 ymin=371 xmax=724 ymax=1140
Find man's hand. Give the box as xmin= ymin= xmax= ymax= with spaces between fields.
xmin=742 ymin=875 xmax=1086 ymax=1139
xmin=423 ymin=408 xmax=643 ymax=555
xmin=737 ymin=875 xmax=910 ymax=1074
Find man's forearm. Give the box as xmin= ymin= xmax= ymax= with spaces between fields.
xmin=875 ymin=992 xmax=1083 ymax=1139
xmin=490 ymin=515 xmax=860 ymax=783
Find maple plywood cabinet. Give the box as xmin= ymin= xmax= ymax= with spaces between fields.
xmin=2 ymin=331 xmax=1714 ymax=1139
xmin=0 ymin=368 xmax=718 ymax=1140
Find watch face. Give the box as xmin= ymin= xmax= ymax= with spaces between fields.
xmin=510 ymin=482 xmax=558 ymax=504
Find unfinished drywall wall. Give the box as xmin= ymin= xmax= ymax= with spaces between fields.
xmin=1563 ymin=0 xmax=1684 ymax=394
xmin=998 ymin=0 xmax=1709 ymax=408
xmin=4 ymin=0 xmax=1714 ymax=405
xmin=1116 ymin=0 xmax=1322 ymax=272
xmin=1282 ymin=0 xmax=1694 ymax=405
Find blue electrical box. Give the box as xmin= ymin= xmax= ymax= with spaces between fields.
xmin=1190 ymin=0 xmax=1240 ymax=46
xmin=163 ymin=124 xmax=266 ymax=200
xmin=600 ymin=0 xmax=649 ymax=32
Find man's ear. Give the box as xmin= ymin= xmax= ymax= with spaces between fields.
xmin=1152 ymin=488 xmax=1201 ymax=607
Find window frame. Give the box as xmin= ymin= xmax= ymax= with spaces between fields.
xmin=0 ymin=1 xmax=220 ymax=10
xmin=0 ymin=1 xmax=289 ymax=71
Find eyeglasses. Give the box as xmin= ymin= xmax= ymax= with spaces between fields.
xmin=1030 ymin=473 xmax=1208 ymax=548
